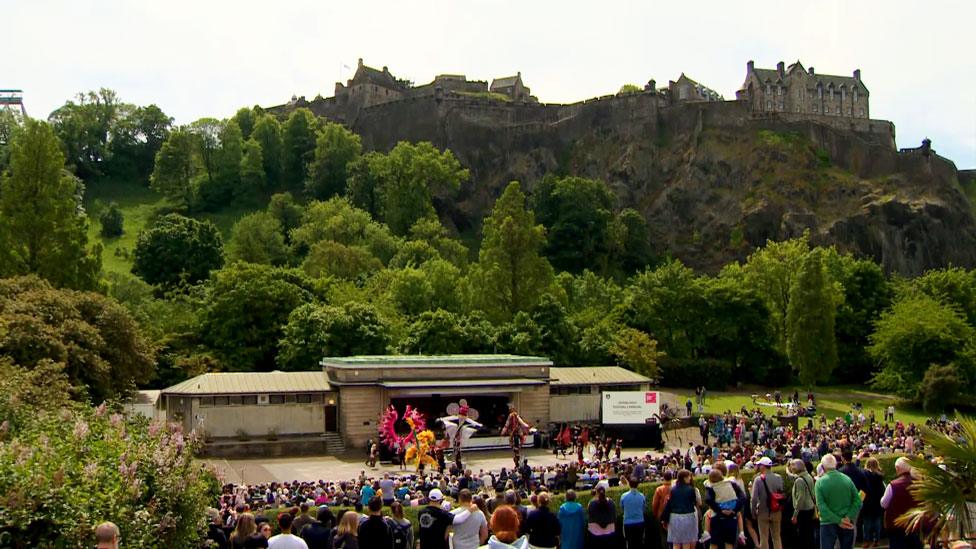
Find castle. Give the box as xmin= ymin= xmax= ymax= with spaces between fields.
xmin=287 ymin=58 xmax=872 ymax=128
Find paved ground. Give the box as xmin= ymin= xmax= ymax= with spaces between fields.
xmin=205 ymin=427 xmax=701 ymax=485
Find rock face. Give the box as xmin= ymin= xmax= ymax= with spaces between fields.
xmin=295 ymin=94 xmax=976 ymax=275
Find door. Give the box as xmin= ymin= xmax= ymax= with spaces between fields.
xmin=324 ymin=404 xmax=338 ymax=432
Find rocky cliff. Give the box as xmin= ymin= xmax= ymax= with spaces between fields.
xmin=298 ymin=94 xmax=976 ymax=275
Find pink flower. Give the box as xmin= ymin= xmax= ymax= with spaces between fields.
xmin=95 ymin=403 xmax=107 ymax=417
xmin=73 ymin=420 xmax=89 ymax=440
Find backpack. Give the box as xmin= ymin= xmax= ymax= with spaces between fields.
xmin=391 ymin=520 xmax=411 ymax=549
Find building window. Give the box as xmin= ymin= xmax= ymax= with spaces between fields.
xmin=242 ymin=395 xmax=258 ymax=405
xmin=214 ymin=396 xmax=230 ymax=406
xmin=229 ymin=396 xmax=242 ymax=405
xmin=297 ymin=394 xmax=312 ymax=404
xmin=200 ymin=397 xmax=214 ymax=407
xmin=269 ymin=395 xmax=284 ymax=404
xmin=836 ymin=107 xmax=841 ymax=114
xmin=284 ymin=395 xmax=297 ymax=404
xmin=766 ymin=101 xmax=772 ymax=110
xmin=859 ymin=109 xmax=864 ymax=117
xmin=818 ymin=87 xmax=823 ymax=99
xmin=853 ymin=90 xmax=858 ymax=102
xmin=813 ymin=105 xmax=818 ymax=113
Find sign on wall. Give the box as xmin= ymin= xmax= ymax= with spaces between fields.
xmin=601 ymin=391 xmax=660 ymax=425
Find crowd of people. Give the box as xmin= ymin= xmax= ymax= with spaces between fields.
xmin=201 ymin=406 xmax=966 ymax=549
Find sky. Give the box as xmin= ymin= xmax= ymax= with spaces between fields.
xmin=4 ymin=0 xmax=975 ymax=168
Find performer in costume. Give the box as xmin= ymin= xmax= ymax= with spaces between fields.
xmin=501 ymin=405 xmax=531 ymax=468
xmin=438 ymin=399 xmax=482 ymax=470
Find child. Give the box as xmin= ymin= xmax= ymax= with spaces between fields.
xmin=700 ymin=468 xmax=745 ymax=546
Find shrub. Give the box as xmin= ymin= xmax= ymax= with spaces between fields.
xmin=919 ymin=364 xmax=962 ymax=412
xmin=99 ymin=201 xmax=124 ymax=238
xmin=658 ymin=357 xmax=732 ymax=389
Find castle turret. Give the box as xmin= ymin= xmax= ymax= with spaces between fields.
xmin=853 ymin=69 xmax=861 ymax=82
xmin=777 ymin=61 xmax=785 ymax=77
xmin=747 ymin=60 xmax=754 ymax=74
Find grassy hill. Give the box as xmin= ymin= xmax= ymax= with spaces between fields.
xmin=84 ymin=179 xmax=264 ymax=275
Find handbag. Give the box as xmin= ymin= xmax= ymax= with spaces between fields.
xmin=761 ymin=474 xmax=786 ymax=513
xmin=800 ymin=475 xmax=820 ymax=520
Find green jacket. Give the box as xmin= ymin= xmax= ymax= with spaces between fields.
xmin=814 ymin=470 xmax=862 ymax=526
xmin=791 ymin=472 xmax=817 ymax=519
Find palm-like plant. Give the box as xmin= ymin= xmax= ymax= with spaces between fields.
xmin=899 ymin=413 xmax=976 ymax=542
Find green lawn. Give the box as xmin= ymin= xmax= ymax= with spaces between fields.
xmin=664 ymin=385 xmax=931 ymax=426
xmin=84 ymin=178 xmax=166 ymax=275
xmin=84 ymin=179 xmax=268 ymax=275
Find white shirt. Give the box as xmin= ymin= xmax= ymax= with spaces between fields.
xmin=268 ymin=533 xmax=309 ymax=549
xmin=451 ymin=508 xmax=486 ymax=549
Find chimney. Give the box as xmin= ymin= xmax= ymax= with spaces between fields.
xmin=357 ymin=58 xmax=363 ymax=68
xmin=853 ymin=69 xmax=861 ymax=82
xmin=747 ymin=60 xmax=754 ymax=74
xmin=647 ymin=78 xmax=656 ymax=91
xmin=808 ymin=66 xmax=815 ymax=75
xmin=382 ymin=66 xmax=389 ymax=74
xmin=776 ymin=61 xmax=785 ymax=77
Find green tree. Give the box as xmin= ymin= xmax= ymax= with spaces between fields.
xmin=618 ymin=84 xmax=642 ymax=94
xmin=214 ymin=119 xmax=243 ymax=199
xmin=622 ymin=259 xmax=707 ymax=359
xmin=828 ymin=254 xmax=892 ymax=383
xmin=785 ymin=248 xmax=838 ymax=386
xmin=533 ymin=175 xmax=614 ymax=273
xmin=611 ymin=327 xmax=664 ymax=379
xmin=378 ymin=142 xmax=468 ymax=235
xmin=99 ymin=201 xmax=124 ymax=238
xmin=47 ymin=88 xmax=123 ymax=179
xmin=607 ymin=208 xmax=653 ymax=275
xmin=232 ymin=106 xmax=257 ymax=140
xmin=200 ymin=263 xmax=314 ymax=370
xmin=227 ymin=211 xmax=288 ymax=266
xmin=239 ymin=138 xmax=266 ymax=198
xmin=267 ymin=191 xmax=303 ymax=239
xmin=0 ymin=275 xmax=155 ymax=402
xmin=407 ymin=216 xmax=469 ymax=267
xmin=495 ymin=312 xmax=545 ymax=356
xmin=251 ymin=114 xmax=283 ymax=188
xmin=281 ymin=108 xmax=319 ymax=189
xmin=0 ymin=119 xmax=101 ymax=290
xmin=188 ymin=118 xmax=222 ymax=184
xmin=346 ymin=151 xmax=385 ymax=217
xmin=468 ymin=182 xmax=554 ymax=322
xmin=302 ymin=240 xmax=383 ymax=280
xmin=108 ymin=103 xmax=173 ymax=179
xmin=131 ymin=213 xmax=224 ymax=288
xmin=306 ymin=122 xmax=362 ymax=200
xmin=277 ymin=301 xmax=391 ymax=369
xmin=869 ymin=294 xmax=974 ymax=398
xmin=529 ymin=294 xmax=579 ymax=365
xmin=290 ymin=197 xmax=399 ymax=263
xmin=909 ymin=267 xmax=976 ymax=326
xmin=150 ymin=128 xmax=197 ymax=208
xmin=400 ymin=310 xmax=495 ymax=355
xmin=734 ymin=235 xmax=814 ymax=351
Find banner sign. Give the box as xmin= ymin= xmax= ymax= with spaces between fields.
xmin=601 ymin=391 xmax=660 ymax=424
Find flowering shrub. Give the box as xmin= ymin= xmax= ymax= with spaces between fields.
xmin=0 ymin=359 xmax=220 ymax=547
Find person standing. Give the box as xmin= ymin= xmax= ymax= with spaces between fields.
xmin=524 ymin=491 xmax=561 ymax=549
xmin=268 ymin=512 xmax=310 ymax=549
xmin=861 ymin=458 xmax=886 ymax=549
xmin=789 ymin=459 xmax=817 ymax=549
xmin=417 ymin=489 xmax=452 ymax=549
xmin=557 ymin=490 xmax=585 ymax=549
xmin=881 ymin=457 xmax=923 ymax=549
xmin=663 ymin=469 xmax=701 ymax=549
xmin=619 ymin=477 xmax=647 ymax=549
xmin=839 ymin=450 xmax=868 ymax=544
xmin=449 ymin=489 xmax=488 ymax=549
xmin=814 ymin=454 xmax=861 ymax=549
xmin=332 ymin=512 xmax=360 ymax=549
xmin=750 ymin=457 xmax=784 ymax=549
xmin=587 ymin=485 xmax=618 ymax=549
xmin=299 ymin=507 xmax=335 ymax=549
xmin=358 ymin=497 xmax=393 ymax=549
xmin=652 ymin=470 xmax=674 ymax=548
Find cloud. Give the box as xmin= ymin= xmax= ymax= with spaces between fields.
xmin=3 ymin=0 xmax=973 ymax=167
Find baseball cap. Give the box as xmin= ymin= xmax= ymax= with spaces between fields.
xmin=756 ymin=457 xmax=773 ymax=467
xmin=428 ymin=488 xmax=444 ymax=501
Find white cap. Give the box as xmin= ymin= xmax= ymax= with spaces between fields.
xmin=428 ymin=489 xmax=444 ymax=501
xmin=757 ymin=457 xmax=773 ymax=467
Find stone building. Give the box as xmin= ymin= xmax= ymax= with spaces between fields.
xmin=736 ymin=60 xmax=870 ymax=119
xmin=668 ymin=73 xmax=723 ymax=103
xmin=334 ymin=58 xmax=410 ymax=109
xmin=490 ymin=72 xmax=534 ymax=101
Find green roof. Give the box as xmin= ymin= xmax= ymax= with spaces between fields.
xmin=549 ymin=366 xmax=651 ymax=386
xmin=380 ymin=378 xmax=546 ymax=388
xmin=321 ymin=355 xmax=552 ymax=368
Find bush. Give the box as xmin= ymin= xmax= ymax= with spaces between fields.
xmin=99 ymin=201 xmax=124 ymax=238
xmin=0 ymin=359 xmax=220 ymax=547
xmin=658 ymin=357 xmax=732 ymax=389
xmin=920 ymin=364 xmax=962 ymax=412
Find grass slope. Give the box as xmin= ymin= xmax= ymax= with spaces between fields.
xmin=666 ymin=385 xmax=930 ymax=426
